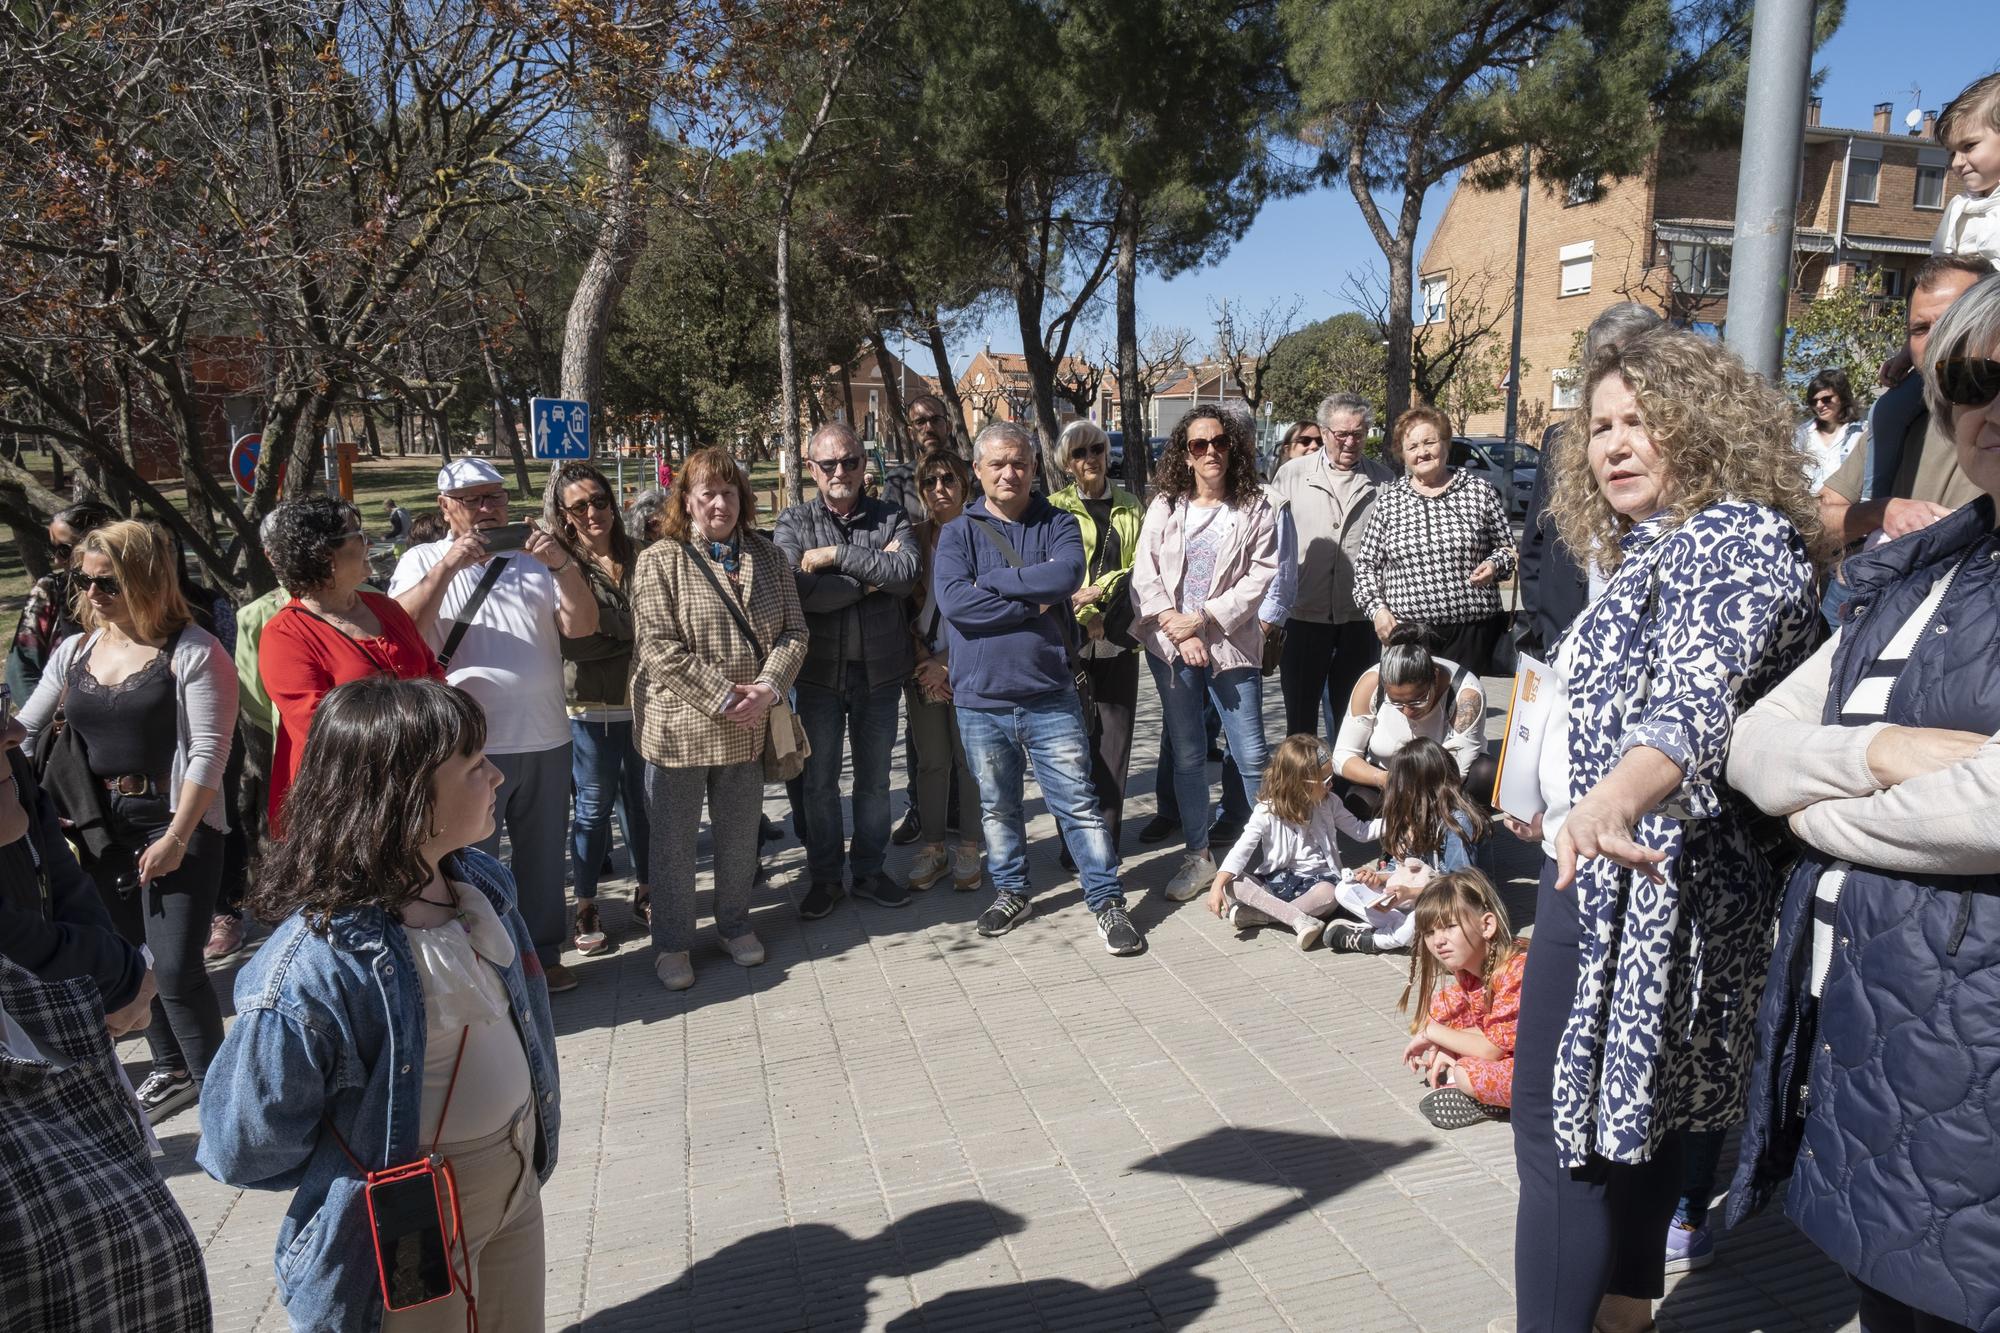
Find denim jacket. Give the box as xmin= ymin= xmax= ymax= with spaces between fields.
xmin=195 ymin=849 xmax=560 ymax=1333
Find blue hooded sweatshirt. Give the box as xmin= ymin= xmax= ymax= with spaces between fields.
xmin=932 ymin=493 xmax=1085 ymax=709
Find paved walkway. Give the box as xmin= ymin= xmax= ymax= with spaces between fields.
xmin=148 ymin=678 xmax=1861 ymax=1331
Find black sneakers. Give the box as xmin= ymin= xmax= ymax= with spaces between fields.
xmin=854 ymin=873 xmax=910 ymax=908
xmin=135 ymin=1069 xmax=198 ymax=1125
xmin=1325 ymin=921 xmax=1388 ymax=954
xmin=1136 ymin=815 xmax=1181 ymax=845
xmin=976 ymin=891 xmax=1033 ymax=937
xmin=800 ymin=881 xmax=843 ymax=920
xmin=1095 ymin=903 xmax=1144 ymax=956
xmin=891 ymin=807 xmax=923 ymax=846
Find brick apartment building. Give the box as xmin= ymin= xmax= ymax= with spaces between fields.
xmin=1417 ymin=97 xmax=1963 ymax=436
xmin=956 ymin=346 xmax=1104 ymax=436
xmin=818 ymin=346 xmax=938 ymax=444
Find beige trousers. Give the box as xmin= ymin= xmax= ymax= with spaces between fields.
xmin=380 ymin=1107 xmax=544 ymax=1333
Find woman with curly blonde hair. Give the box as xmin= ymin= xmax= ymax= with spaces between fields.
xmin=1496 ymin=328 xmax=1824 ymax=1332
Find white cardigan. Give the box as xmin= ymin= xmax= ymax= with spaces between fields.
xmin=1221 ymin=798 xmax=1380 ymax=881
xmin=20 ymin=627 xmax=239 ymax=834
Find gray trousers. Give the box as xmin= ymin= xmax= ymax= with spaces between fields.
xmin=647 ymin=760 xmax=764 ymax=954
xmin=905 ymin=686 xmax=981 ymax=845
xmin=475 ymin=744 xmax=572 ymax=968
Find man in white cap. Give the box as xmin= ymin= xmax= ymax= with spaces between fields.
xmin=389 ymin=458 xmax=598 ymax=992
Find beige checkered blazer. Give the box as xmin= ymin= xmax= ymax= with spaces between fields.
xmin=631 ymin=532 xmax=808 ymax=769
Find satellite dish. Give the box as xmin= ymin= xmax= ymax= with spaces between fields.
xmin=1905 ymin=108 xmax=1924 ymax=131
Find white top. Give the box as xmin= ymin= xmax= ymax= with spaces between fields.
xmin=390 ymin=541 xmax=569 ymax=754
xmin=1221 ymin=797 xmax=1379 ymax=881
xmin=1794 ymin=419 xmax=1867 ymax=492
xmin=407 ymin=883 xmax=532 ymax=1147
xmin=1333 ymin=658 xmax=1485 ymax=778
xmin=1932 ymin=189 xmax=2000 ymax=265
xmin=1538 ymin=633 xmax=1580 ymax=861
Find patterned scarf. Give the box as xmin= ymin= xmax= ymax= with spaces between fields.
xmin=706 ymin=533 xmax=742 ymax=575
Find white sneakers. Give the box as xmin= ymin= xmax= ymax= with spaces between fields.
xmin=951 ymin=842 xmax=983 ymax=891
xmin=908 ymin=844 xmax=951 ymax=890
xmin=1164 ymin=851 xmax=1215 ymax=903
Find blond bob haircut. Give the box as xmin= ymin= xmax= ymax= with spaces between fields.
xmin=1548 ymin=329 xmax=1821 ymax=573
xmin=72 ymin=520 xmax=193 ymax=642
xmin=1256 ymin=733 xmax=1333 ymax=826
xmin=1057 ymin=419 xmax=1110 ymax=473
xmin=659 ymin=447 xmax=759 ymax=544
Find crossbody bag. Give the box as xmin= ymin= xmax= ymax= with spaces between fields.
xmin=678 ymin=544 xmax=809 ymax=781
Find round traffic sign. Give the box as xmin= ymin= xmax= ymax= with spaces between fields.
xmin=229 ymin=433 xmax=263 ymax=495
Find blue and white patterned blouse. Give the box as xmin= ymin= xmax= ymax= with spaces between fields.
xmin=1551 ymin=499 xmax=1821 ymax=1168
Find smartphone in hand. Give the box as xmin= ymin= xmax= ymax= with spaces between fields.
xmin=480 ymin=522 xmax=536 ymax=554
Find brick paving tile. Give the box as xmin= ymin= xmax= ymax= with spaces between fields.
xmin=145 ymin=674 xmax=1864 ymax=1330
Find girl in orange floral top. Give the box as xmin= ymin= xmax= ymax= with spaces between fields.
xmin=1399 ymin=869 xmax=1529 ymax=1130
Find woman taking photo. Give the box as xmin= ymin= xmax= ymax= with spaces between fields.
xmin=1334 ymin=625 xmax=1494 ymax=811
xmin=544 ymin=460 xmax=652 ymax=953
xmin=259 ymin=495 xmax=442 ymax=825
xmin=19 ymin=519 xmax=235 ymax=1125
xmin=903 ymin=449 xmax=986 ymax=891
xmin=197 ymin=677 xmax=559 ymax=1333
xmin=1494 ymin=330 xmax=1822 ymax=1333
xmin=630 ymin=447 xmax=807 ymax=991
xmin=1729 ymin=275 xmax=2000 ymax=1332
xmin=1354 ymin=405 xmax=1517 ymax=673
xmin=1131 ymin=405 xmax=1280 ymax=904
xmin=1793 ymin=367 xmax=1867 ymax=490
xmin=1049 ymin=419 xmax=1144 ymax=854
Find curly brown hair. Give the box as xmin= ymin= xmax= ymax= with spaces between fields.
xmin=1548 ymin=329 xmax=1821 ymax=573
xmin=1150 ymin=405 xmax=1260 ymax=507
xmin=250 ymin=677 xmax=487 ymax=931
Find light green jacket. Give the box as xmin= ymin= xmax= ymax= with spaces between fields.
xmin=1048 ymin=481 xmax=1143 ymax=634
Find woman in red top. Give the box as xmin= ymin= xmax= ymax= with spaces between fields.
xmin=259 ymin=495 xmax=442 ymax=824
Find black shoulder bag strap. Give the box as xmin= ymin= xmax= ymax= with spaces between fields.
xmin=679 ymin=543 xmax=765 ymax=658
xmin=436 ymin=557 xmax=509 ymax=670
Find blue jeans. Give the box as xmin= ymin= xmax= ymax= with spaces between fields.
xmin=1151 ymin=698 xmax=1252 ymax=830
xmin=1147 ymin=654 xmax=1268 ymax=854
xmin=569 ymin=717 xmax=652 ymax=901
xmin=956 ymin=689 xmax=1122 ymax=912
xmin=796 ymin=663 xmax=903 ymax=884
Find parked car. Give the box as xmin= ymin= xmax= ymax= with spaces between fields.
xmin=1452 ymin=435 xmax=1533 ymax=520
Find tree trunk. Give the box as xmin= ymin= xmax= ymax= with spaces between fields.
xmin=867 ymin=328 xmax=908 ymax=461
xmin=1115 ymin=192 xmax=1147 ymax=496
xmin=775 ymin=206 xmax=802 ymax=509
xmin=360 ymin=399 xmax=384 ymax=460
xmin=559 ymin=107 xmax=648 ymax=421
xmin=477 ymin=312 xmax=532 ymax=495
xmin=921 ymin=312 xmax=971 ymax=455
xmin=1383 ymin=238 xmax=1415 ymax=439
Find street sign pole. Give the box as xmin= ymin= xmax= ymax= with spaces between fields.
xmin=1725 ymin=0 xmax=1815 ymax=379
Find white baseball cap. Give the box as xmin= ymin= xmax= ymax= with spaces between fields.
xmin=437 ymin=458 xmax=505 ymax=494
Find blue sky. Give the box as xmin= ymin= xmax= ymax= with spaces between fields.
xmin=912 ymin=7 xmax=1998 ymax=374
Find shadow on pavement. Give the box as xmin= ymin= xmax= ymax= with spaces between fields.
xmin=569 ymin=1126 xmax=1428 ymax=1332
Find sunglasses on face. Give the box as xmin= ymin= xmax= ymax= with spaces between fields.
xmin=1185 ymin=437 xmax=1228 ymax=457
xmin=564 ymin=493 xmax=614 ymax=518
xmin=813 ymin=456 xmax=863 ymax=474
xmin=920 ymin=474 xmax=960 ymax=491
xmin=1811 ymin=394 xmax=1839 ymax=407
xmin=337 ymin=528 xmax=365 ymax=544
xmin=76 ymin=573 xmax=122 ymax=596
xmin=1295 ymin=434 xmax=1322 ymax=448
xmin=1068 ymin=441 xmax=1107 ymax=461
xmin=1936 ymin=357 xmax=2000 ymax=409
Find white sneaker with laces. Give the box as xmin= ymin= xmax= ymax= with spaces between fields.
xmin=951 ymin=842 xmax=983 ymax=891
xmin=1163 ymin=851 xmax=1215 ymax=902
xmin=908 ymin=843 xmax=950 ymax=890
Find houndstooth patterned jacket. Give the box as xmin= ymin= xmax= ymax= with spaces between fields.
xmin=0 ymin=954 xmax=211 ymax=1330
xmin=1353 ymin=470 xmax=1517 ymax=627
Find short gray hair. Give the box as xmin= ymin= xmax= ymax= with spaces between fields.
xmin=808 ymin=422 xmax=858 ymax=458
xmin=1920 ymin=271 xmax=2000 ymax=420
xmin=1582 ymin=302 xmax=1664 ymax=364
xmin=972 ymin=420 xmax=1034 ymax=466
xmin=625 ymin=486 xmax=670 ymax=544
xmin=1317 ymin=392 xmax=1372 ymax=435
xmin=1057 ymin=418 xmax=1108 ymax=471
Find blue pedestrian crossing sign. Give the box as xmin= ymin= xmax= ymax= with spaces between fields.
xmin=530 ymin=397 xmax=591 ymax=460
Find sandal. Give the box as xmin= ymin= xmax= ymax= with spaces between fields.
xmin=573 ymin=902 xmax=611 ymax=956
xmin=630 ymin=886 xmax=651 ymax=933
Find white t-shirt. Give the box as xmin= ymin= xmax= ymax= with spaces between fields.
xmin=389 ymin=541 xmax=570 ymax=754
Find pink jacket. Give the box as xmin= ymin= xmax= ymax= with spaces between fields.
xmin=1130 ymin=493 xmax=1280 ymax=673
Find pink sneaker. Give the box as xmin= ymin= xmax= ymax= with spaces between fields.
xmin=203 ymin=914 xmax=244 ymax=961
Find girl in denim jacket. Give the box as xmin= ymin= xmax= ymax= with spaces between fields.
xmin=198 ymin=678 xmax=560 ymax=1333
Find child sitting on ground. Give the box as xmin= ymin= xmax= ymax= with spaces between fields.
xmin=1205 ymin=734 xmax=1376 ymax=951
xmin=1399 ymin=869 xmax=1528 ymax=1130
xmin=1324 ymin=736 xmax=1486 ymax=955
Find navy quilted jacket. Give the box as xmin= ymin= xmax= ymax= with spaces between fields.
xmin=1731 ymin=496 xmax=2000 ymax=1329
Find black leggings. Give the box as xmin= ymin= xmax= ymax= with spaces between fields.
xmin=1513 ymin=855 xmax=1682 ymax=1330
xmin=95 ymin=793 xmax=226 ymax=1083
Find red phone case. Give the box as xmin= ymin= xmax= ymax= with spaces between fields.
xmin=363 ymin=1158 xmax=457 ymax=1312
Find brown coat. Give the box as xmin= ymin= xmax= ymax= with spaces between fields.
xmin=631 ymin=533 xmax=808 ymax=769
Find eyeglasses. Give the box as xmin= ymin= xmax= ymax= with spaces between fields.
xmin=1327 ymin=430 xmax=1366 ymax=443
xmin=910 ymin=412 xmax=943 ymax=427
xmin=1936 ymin=357 xmax=2000 ymax=409
xmin=1068 ymin=441 xmax=1107 ymax=461
xmin=76 ymin=573 xmax=122 ymax=596
xmin=1387 ymin=689 xmax=1437 ymax=716
xmin=337 ymin=528 xmax=365 ymax=544
xmin=813 ymin=456 xmax=863 ymax=474
xmin=447 ymin=489 xmax=509 ymax=510
xmin=563 ymin=493 xmax=614 ymax=518
xmin=1185 ymin=437 xmax=1227 ymax=457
